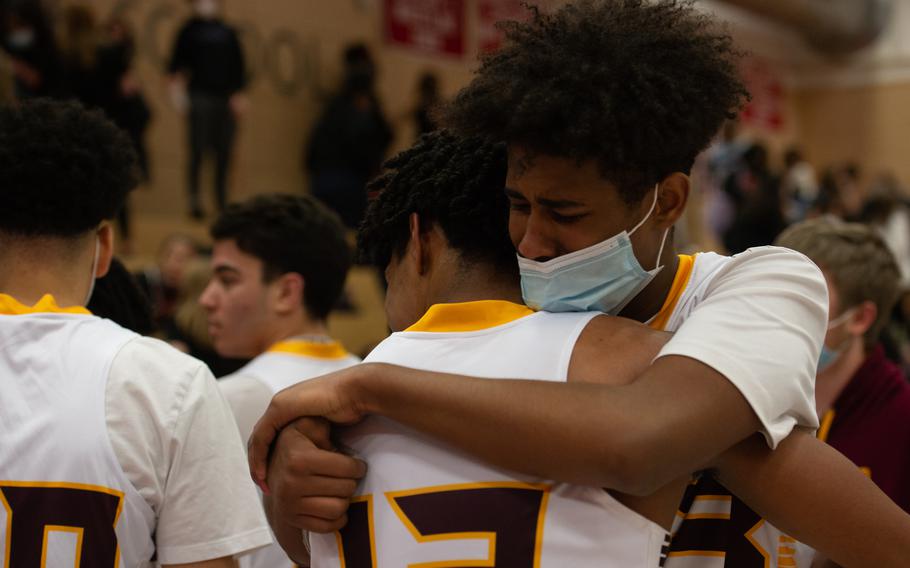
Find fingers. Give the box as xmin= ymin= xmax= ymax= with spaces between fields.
xmin=248 ymin=388 xmax=300 ymax=487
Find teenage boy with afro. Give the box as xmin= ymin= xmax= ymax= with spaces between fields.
xmin=252 ymin=2 xmax=910 ymax=565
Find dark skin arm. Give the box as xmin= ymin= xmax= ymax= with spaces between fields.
xmin=715 ymin=431 xmax=910 ymax=568
xmin=251 ymin=354 xmax=761 ymax=496
xmin=263 ymin=417 xmax=366 ymax=565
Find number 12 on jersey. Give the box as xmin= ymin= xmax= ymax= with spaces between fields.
xmin=335 ymin=481 xmax=551 ymax=568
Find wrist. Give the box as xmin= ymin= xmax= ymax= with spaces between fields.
xmin=345 ymin=362 xmax=391 ymax=417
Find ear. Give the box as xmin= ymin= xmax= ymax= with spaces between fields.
xmin=95 ymin=222 xmax=115 ymax=279
xmin=848 ymin=300 xmax=878 ymax=337
xmin=408 ymin=212 xmax=433 ymax=276
xmin=655 ymin=172 xmax=690 ymax=229
xmin=272 ymin=272 xmax=305 ymax=316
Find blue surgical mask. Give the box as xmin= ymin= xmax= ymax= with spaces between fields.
xmin=816 ymin=308 xmax=857 ymax=372
xmin=518 ymin=185 xmax=669 ymax=315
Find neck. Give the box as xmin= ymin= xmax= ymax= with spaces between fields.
xmin=0 ymin=238 xmax=94 ymax=307
xmin=262 ymin=313 xmax=331 ymax=351
xmin=431 ymin=263 xmax=524 ymax=308
xmin=815 ymin=338 xmax=866 ymax=416
xmin=619 ymin=246 xmax=680 ymax=323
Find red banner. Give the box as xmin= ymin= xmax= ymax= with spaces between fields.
xmin=477 ymin=0 xmax=531 ymax=53
xmin=384 ymin=0 xmax=465 ymax=57
xmin=739 ymin=56 xmax=785 ymax=132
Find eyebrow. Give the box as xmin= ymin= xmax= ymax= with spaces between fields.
xmin=505 ymin=187 xmax=586 ymax=209
xmin=212 ymin=265 xmax=241 ymax=277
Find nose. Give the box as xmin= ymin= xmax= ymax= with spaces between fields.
xmin=516 ymin=210 xmax=558 ymax=261
xmin=198 ymin=281 xmax=218 ymax=311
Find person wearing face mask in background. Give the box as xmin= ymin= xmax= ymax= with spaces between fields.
xmin=0 ymin=1 xmax=63 ymax=99
xmin=775 ymin=219 xmax=910 ymax=518
xmin=168 ymin=0 xmax=247 ymax=220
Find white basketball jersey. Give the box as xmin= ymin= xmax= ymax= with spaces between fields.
xmin=239 ymin=341 xmax=362 ymax=397
xmin=229 ymin=340 xmax=360 ymax=568
xmin=309 ymin=300 xmax=669 ymax=568
xmin=0 ymin=302 xmax=156 ymax=567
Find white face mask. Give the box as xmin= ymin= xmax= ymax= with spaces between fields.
xmin=817 ymin=307 xmax=858 ymax=371
xmin=518 ymin=185 xmax=669 ymax=315
xmin=84 ymin=237 xmax=100 ymax=306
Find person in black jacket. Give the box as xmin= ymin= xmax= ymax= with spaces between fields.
xmin=168 ymin=0 xmax=246 ymax=219
xmin=306 ymin=43 xmax=392 ymax=229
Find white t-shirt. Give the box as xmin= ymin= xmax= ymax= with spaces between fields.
xmin=0 ymin=294 xmax=272 ymax=566
xmin=219 ymin=340 xmax=361 ymax=568
xmin=651 ymin=246 xmax=827 ymax=446
xmin=107 ymin=337 xmax=273 ymax=564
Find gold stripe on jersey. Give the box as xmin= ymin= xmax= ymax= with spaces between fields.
xmin=42 ymin=525 xmax=84 ymax=567
xmin=0 ymin=293 xmax=91 ymax=316
xmin=649 ymin=255 xmax=695 ymax=331
xmin=817 ymin=410 xmax=835 ymax=443
xmin=405 ymin=300 xmax=535 ymax=333
xmin=268 ymin=339 xmax=350 ymax=360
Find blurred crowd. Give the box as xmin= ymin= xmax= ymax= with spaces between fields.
xmin=699 ymin=121 xmax=910 ymax=375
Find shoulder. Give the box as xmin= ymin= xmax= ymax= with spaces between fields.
xmin=711 ymin=246 xmax=823 ymax=282
xmin=570 ymin=315 xmax=670 ymax=386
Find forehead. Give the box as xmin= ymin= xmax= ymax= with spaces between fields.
xmin=506 ymin=149 xmax=626 ymax=205
xmin=211 ymin=239 xmax=264 ymax=273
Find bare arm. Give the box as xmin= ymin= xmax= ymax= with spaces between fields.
xmin=715 ymin=431 xmax=910 ymax=568
xmin=251 ymin=351 xmax=760 ymax=496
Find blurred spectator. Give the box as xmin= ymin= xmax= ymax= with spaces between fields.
xmin=776 ymin=219 xmax=910 ymax=521
xmin=414 ymin=70 xmax=441 ymax=136
xmin=0 ymin=1 xmax=63 ymax=98
xmin=781 ymin=146 xmax=818 ymax=223
xmin=135 ymin=233 xmax=200 ymax=333
xmin=860 ymin=173 xmax=910 ymax=290
xmin=168 ymin=0 xmax=247 ymax=219
xmin=306 ymin=42 xmax=392 ymax=229
xmin=816 ymin=164 xmax=865 ymax=220
xmin=722 ymin=142 xmax=786 ymax=253
xmin=87 ymin=257 xmax=155 ymax=336
xmin=701 ymin=120 xmax=747 ymax=242
xmin=59 ymin=4 xmax=100 ymax=105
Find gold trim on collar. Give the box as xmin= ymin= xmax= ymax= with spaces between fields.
xmin=267 ymin=339 xmax=350 ymax=360
xmin=405 ymin=300 xmax=534 ymax=333
xmin=649 ymin=255 xmax=695 ymax=331
xmin=0 ymin=294 xmax=91 ymax=316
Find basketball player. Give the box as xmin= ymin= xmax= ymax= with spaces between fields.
xmin=267 ymin=131 xmax=910 ymax=567
xmin=252 ymin=2 xmax=910 ymax=565
xmin=202 ymin=194 xmax=360 ymax=568
xmin=0 ymin=99 xmax=271 ymax=565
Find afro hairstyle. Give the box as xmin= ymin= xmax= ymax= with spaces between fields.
xmin=444 ymin=0 xmax=750 ymax=203
xmin=0 ymin=98 xmax=139 ymax=237
xmin=357 ymin=129 xmax=513 ymax=273
xmin=211 ymin=193 xmax=352 ymax=321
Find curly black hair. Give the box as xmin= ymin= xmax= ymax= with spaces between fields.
xmin=357 ymin=130 xmax=513 ymax=273
xmin=444 ymin=0 xmax=750 ymax=203
xmin=211 ymin=194 xmax=351 ymax=321
xmin=0 ymin=98 xmax=138 ymax=236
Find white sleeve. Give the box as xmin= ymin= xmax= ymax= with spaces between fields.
xmin=218 ymin=373 xmax=274 ymax=447
xmin=657 ymin=247 xmax=827 ymax=448
xmin=106 ymin=337 xmax=273 ymax=564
